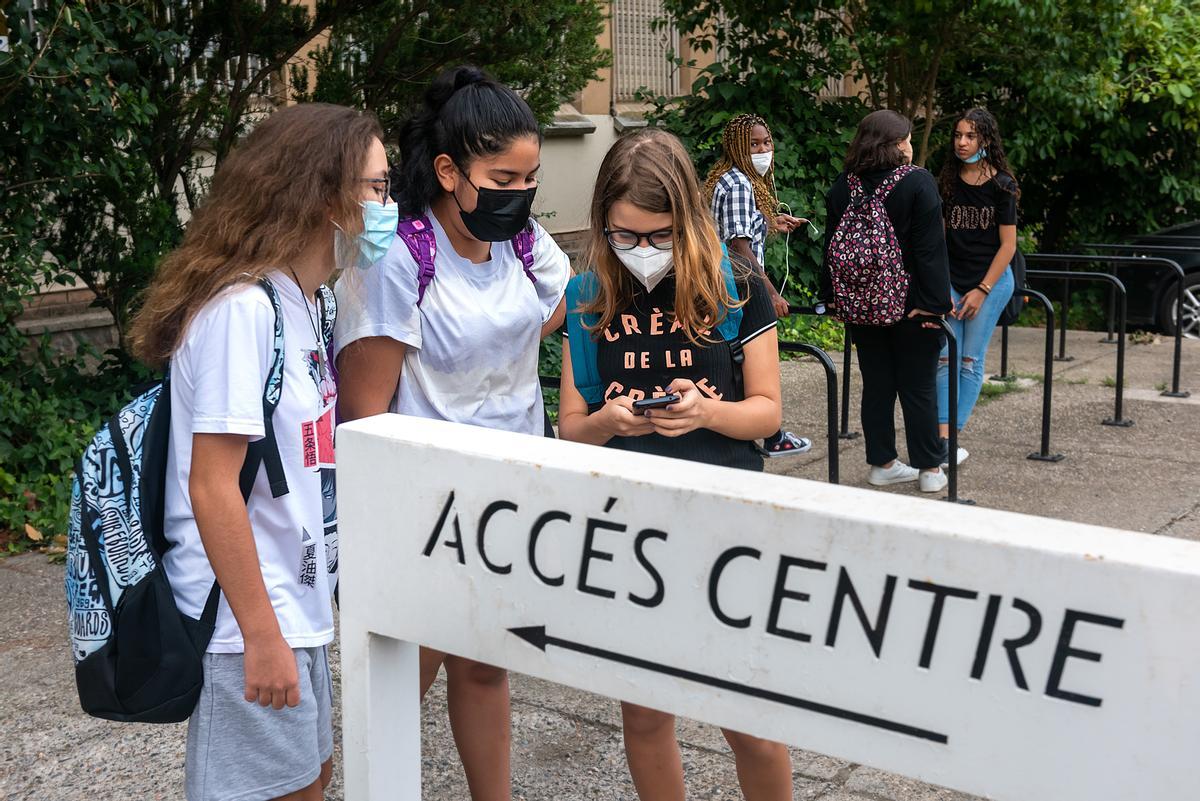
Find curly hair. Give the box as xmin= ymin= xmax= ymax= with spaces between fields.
xmin=128 ymin=104 xmax=382 ymax=367
xmin=703 ymin=113 xmax=779 ymax=233
xmin=937 ymin=108 xmax=1020 ymax=203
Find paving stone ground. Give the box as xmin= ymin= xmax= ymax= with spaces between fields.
xmin=1 ymin=328 xmax=1196 ymax=800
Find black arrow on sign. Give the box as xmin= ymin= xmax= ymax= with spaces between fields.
xmin=510 ymin=625 xmax=948 ymax=745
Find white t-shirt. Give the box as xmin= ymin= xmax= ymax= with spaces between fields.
xmin=334 ymin=210 xmax=569 ymax=434
xmin=162 ymin=274 xmax=338 ymax=654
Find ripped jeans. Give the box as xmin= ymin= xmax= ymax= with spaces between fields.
xmin=937 ymin=265 xmax=1015 ymax=429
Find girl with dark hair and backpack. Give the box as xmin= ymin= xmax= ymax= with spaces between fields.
xmin=334 ymin=66 xmax=570 ymax=799
xmin=560 ymin=127 xmax=794 ymax=801
xmin=122 ymin=104 xmax=389 ymax=801
xmin=935 ymin=108 xmax=1018 ymax=463
xmin=819 ymin=109 xmax=954 ymax=493
xmin=704 ymin=113 xmax=813 ymax=458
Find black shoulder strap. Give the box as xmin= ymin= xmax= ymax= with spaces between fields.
xmin=727 ymin=275 xmax=749 ymax=401
xmin=203 ymin=278 xmax=292 ymax=630
xmin=239 ymin=278 xmax=289 ymax=499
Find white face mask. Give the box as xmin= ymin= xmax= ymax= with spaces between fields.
xmin=750 ymin=151 xmax=773 ymax=176
xmin=615 ymin=246 xmax=674 ymax=292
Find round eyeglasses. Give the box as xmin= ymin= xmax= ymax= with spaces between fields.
xmin=604 ymin=227 xmax=674 ymax=251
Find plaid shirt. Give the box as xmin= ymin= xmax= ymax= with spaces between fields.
xmin=710 ymin=167 xmax=767 ymax=265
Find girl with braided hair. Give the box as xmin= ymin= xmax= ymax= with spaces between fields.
xmin=935 ymin=107 xmax=1018 ymax=465
xmin=705 ymin=113 xmax=812 ymax=457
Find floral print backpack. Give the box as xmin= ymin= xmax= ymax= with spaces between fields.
xmin=826 ymin=164 xmax=918 ymax=325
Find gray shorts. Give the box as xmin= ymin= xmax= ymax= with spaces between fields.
xmin=186 ymin=645 xmax=334 ymax=801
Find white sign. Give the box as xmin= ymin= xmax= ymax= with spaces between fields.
xmin=338 ymin=415 xmax=1200 ymax=801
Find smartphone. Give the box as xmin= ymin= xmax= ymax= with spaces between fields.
xmin=632 ymin=393 xmax=681 ymax=415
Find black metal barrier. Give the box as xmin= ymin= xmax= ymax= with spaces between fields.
xmin=539 ymin=375 xmax=561 ymax=391
xmin=936 ymin=318 xmax=970 ymax=504
xmin=990 ymin=288 xmax=1064 ymax=461
xmin=776 ymin=341 xmax=840 ymax=484
xmin=1028 ymin=251 xmax=1189 ymax=398
xmin=1025 ymin=269 xmax=1131 ymax=427
xmin=785 ymin=304 xmax=859 ymax=440
xmin=840 ymin=331 xmax=858 ymax=439
xmin=786 ymin=305 xmax=964 ymax=498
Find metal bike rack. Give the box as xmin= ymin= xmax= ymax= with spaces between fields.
xmin=787 ymin=304 xmax=859 ymax=439
xmin=989 ymin=288 xmax=1064 ymax=462
xmin=777 ymin=340 xmax=840 ymax=484
xmin=839 ymin=331 xmax=858 ymax=439
xmin=937 ymin=319 xmax=971 ymax=504
xmin=1025 ymin=269 xmax=1132 ymax=427
xmin=1029 ymin=251 xmax=1190 ymax=398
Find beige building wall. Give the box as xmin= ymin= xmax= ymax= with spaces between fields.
xmin=534 ymin=118 xmax=621 ymax=237
xmin=541 ymin=0 xmax=720 ymax=243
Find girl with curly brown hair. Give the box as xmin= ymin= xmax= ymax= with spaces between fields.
xmin=935 ymin=107 xmax=1019 ymax=465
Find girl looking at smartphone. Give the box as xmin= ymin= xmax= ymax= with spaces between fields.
xmin=558 ymin=127 xmax=793 ymax=801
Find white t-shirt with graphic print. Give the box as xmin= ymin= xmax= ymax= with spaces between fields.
xmin=333 ymin=210 xmax=569 ymax=435
xmin=162 ymin=273 xmax=338 ymax=654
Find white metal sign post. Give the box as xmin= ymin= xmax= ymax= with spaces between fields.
xmin=338 ymin=415 xmax=1200 ymax=801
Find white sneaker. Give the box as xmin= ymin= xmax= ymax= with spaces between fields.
xmin=920 ymin=469 xmax=949 ymax=493
xmin=940 ymin=439 xmax=969 ymax=469
xmin=868 ymin=461 xmax=919 ymax=486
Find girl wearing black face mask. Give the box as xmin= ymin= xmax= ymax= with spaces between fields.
xmin=333 ymin=65 xmax=570 ymax=801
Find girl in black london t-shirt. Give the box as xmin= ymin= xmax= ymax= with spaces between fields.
xmin=935 ymin=108 xmax=1018 ymax=460
xmin=558 ymin=128 xmax=794 ymax=800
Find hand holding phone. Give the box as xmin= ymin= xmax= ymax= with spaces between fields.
xmin=632 ymin=393 xmax=681 ymax=415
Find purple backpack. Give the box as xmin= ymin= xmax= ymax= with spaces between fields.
xmin=395 ymin=214 xmax=537 ymax=306
xmin=826 ymin=165 xmax=918 ymax=326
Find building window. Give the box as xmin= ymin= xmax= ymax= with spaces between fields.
xmin=612 ymin=0 xmax=679 ymax=102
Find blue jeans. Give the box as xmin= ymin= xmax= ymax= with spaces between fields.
xmin=937 ymin=266 xmax=1014 ymax=429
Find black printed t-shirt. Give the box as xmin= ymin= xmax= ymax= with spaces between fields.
xmin=945 ymin=173 xmax=1018 ymax=293
xmin=587 ymin=272 xmax=777 ymax=472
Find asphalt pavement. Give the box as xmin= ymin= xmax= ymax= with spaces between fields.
xmin=2 ymin=326 xmax=1196 ymax=800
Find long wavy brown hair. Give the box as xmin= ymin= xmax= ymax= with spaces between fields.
xmin=128 ymin=103 xmax=383 ymax=367
xmin=583 ymin=128 xmax=742 ymax=346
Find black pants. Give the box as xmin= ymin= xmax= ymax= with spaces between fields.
xmin=849 ymin=320 xmax=943 ymax=470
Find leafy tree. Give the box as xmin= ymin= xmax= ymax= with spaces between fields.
xmin=656 ymin=0 xmax=1200 ymax=262
xmin=1 ymin=0 xmax=385 ymax=343
xmin=0 ymin=0 xmax=607 ymax=546
xmin=936 ymin=0 xmax=1200 ymax=248
xmin=290 ymin=0 xmax=609 ymax=131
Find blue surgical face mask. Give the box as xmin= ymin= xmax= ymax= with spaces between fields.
xmin=336 ymin=201 xmax=398 ymax=270
xmin=960 ymin=147 xmax=988 ymax=165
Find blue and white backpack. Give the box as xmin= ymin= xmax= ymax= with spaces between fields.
xmin=564 ymin=249 xmax=745 ymax=405
xmin=65 ymin=277 xmax=333 ymax=723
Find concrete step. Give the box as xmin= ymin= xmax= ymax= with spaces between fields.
xmin=17 ymin=308 xmax=114 ymax=336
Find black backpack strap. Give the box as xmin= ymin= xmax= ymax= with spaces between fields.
xmin=199 ymin=580 xmax=222 ymax=630
xmin=728 ymin=338 xmax=746 ymax=401
xmin=204 ymin=279 xmax=293 ymax=630
xmin=240 ymin=278 xmax=290 ymax=499
xmin=726 ymin=274 xmax=749 ymax=401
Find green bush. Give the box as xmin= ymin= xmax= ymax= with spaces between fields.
xmin=0 ymin=308 xmax=149 ymax=551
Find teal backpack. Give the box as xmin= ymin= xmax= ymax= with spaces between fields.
xmin=565 ymin=251 xmax=744 ymax=405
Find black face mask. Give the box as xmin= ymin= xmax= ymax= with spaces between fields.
xmin=453 ymin=171 xmax=537 ymax=242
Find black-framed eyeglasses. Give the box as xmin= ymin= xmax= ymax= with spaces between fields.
xmin=362 ymin=177 xmax=391 ymax=204
xmin=604 ymin=227 xmax=674 ymax=251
